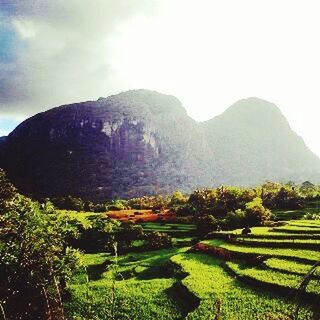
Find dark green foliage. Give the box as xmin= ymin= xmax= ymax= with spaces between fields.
xmin=127 ymin=195 xmax=170 ymax=211
xmin=0 ymin=170 xmax=81 ymax=319
xmin=261 ymin=182 xmax=303 ymax=209
xmin=116 ymin=222 xmax=144 ymax=253
xmin=196 ymin=215 xmax=220 ymax=236
xmin=185 ymin=187 xmax=258 ymax=217
xmin=169 ymin=191 xmax=188 ymax=212
xmin=300 ymin=181 xmax=317 ymax=199
xmin=51 ymin=196 xmax=85 ymax=211
xmin=174 ymin=182 xmax=320 ymax=234
xmin=107 ymin=199 xmax=128 ymax=211
xmin=51 ymin=196 xmax=108 ymax=212
xmin=226 ymin=209 xmax=247 ymax=229
xmin=245 ymin=197 xmax=272 ymax=226
xmin=274 ymin=187 xmax=302 ymax=209
xmin=0 ymin=168 xmax=17 ymax=212
xmin=144 ymin=232 xmax=173 ymax=250
xmin=70 ymin=215 xmax=119 ymax=253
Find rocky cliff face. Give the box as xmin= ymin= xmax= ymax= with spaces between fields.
xmin=1 ymin=90 xmax=319 ymax=200
xmin=0 ymin=90 xmax=212 ymax=200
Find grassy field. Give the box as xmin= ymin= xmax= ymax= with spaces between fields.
xmin=226 ymin=261 xmax=319 ymax=295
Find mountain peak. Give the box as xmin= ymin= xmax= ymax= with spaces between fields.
xmin=225 ymin=97 xmax=281 ymax=115
xmin=100 ymin=89 xmax=187 ymax=117
xmin=209 ymin=97 xmax=288 ymax=131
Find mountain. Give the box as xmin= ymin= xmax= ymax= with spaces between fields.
xmin=0 ymin=90 xmax=212 ymax=200
xmin=0 ymin=90 xmax=319 ymax=200
xmin=203 ymin=97 xmax=320 ymax=185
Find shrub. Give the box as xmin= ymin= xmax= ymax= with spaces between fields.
xmin=107 ymin=199 xmax=127 ymax=211
xmin=226 ymin=209 xmax=246 ymax=229
xmin=196 ymin=215 xmax=220 ymax=236
xmin=169 ymin=191 xmax=187 ymax=211
xmin=144 ymin=232 xmax=172 ymax=250
xmin=52 ymin=195 xmax=85 ymax=211
xmin=303 ymin=212 xmax=320 ymax=220
xmin=0 ymin=171 xmax=81 ymax=319
xmin=245 ymin=197 xmax=272 ymax=226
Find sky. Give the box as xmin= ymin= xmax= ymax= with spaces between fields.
xmin=0 ymin=0 xmax=320 ymax=156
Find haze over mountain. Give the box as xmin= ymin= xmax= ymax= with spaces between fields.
xmin=0 ymin=90 xmax=319 ymax=200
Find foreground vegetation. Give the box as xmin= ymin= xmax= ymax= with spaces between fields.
xmin=1 ymin=167 xmax=320 ymax=319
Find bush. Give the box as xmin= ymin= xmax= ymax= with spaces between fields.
xmin=303 ymin=212 xmax=320 ymax=220
xmin=51 ymin=196 xmax=85 ymax=211
xmin=0 ymin=170 xmax=81 ymax=319
xmin=144 ymin=232 xmax=172 ymax=250
xmin=107 ymin=199 xmax=127 ymax=211
xmin=196 ymin=215 xmax=221 ymax=236
xmin=169 ymin=191 xmax=187 ymax=211
xmin=245 ymin=197 xmax=272 ymax=226
xmin=226 ymin=209 xmax=246 ymax=229
xmin=0 ymin=168 xmax=17 ymax=212
xmin=71 ymin=215 xmax=120 ymax=252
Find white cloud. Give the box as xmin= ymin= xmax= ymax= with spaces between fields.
xmin=13 ymin=19 xmax=38 ymax=39
xmin=0 ymin=0 xmax=153 ymax=116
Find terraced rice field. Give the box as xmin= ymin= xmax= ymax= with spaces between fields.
xmin=273 ymin=201 xmax=320 ymax=220
xmin=264 ymin=258 xmax=320 ymax=277
xmin=170 ymin=253 xmax=313 ymax=320
xmin=66 ymin=248 xmax=188 ymax=320
xmin=66 ymin=219 xmax=320 ymax=319
xmin=199 ymin=219 xmax=320 ymax=318
xmin=140 ymin=222 xmax=196 ymax=235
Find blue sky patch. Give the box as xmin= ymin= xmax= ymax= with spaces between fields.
xmin=0 ymin=118 xmax=21 ymax=136
xmin=0 ymin=23 xmax=18 ymax=63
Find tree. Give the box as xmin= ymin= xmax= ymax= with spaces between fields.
xmin=73 ymin=215 xmax=120 ymax=253
xmin=107 ymin=199 xmax=127 ymax=211
xmin=151 ymin=195 xmax=169 ymax=213
xmin=226 ymin=209 xmax=246 ymax=229
xmin=169 ymin=191 xmax=187 ymax=211
xmin=0 ymin=168 xmax=17 ymax=212
xmin=144 ymin=232 xmax=172 ymax=250
xmin=196 ymin=214 xmax=220 ymax=236
xmin=51 ymin=196 xmax=85 ymax=211
xmin=260 ymin=181 xmax=282 ymax=208
xmin=300 ymin=181 xmax=317 ymax=199
xmin=0 ymin=171 xmax=81 ymax=319
xmin=188 ymin=188 xmax=216 ymax=215
xmin=117 ymin=222 xmax=144 ymax=253
xmin=245 ymin=197 xmax=272 ymax=226
xmin=274 ymin=186 xmax=302 ymax=209
xmin=301 ymin=181 xmax=315 ymax=190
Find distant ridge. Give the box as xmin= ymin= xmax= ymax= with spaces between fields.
xmin=0 ymin=90 xmax=319 ymax=200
